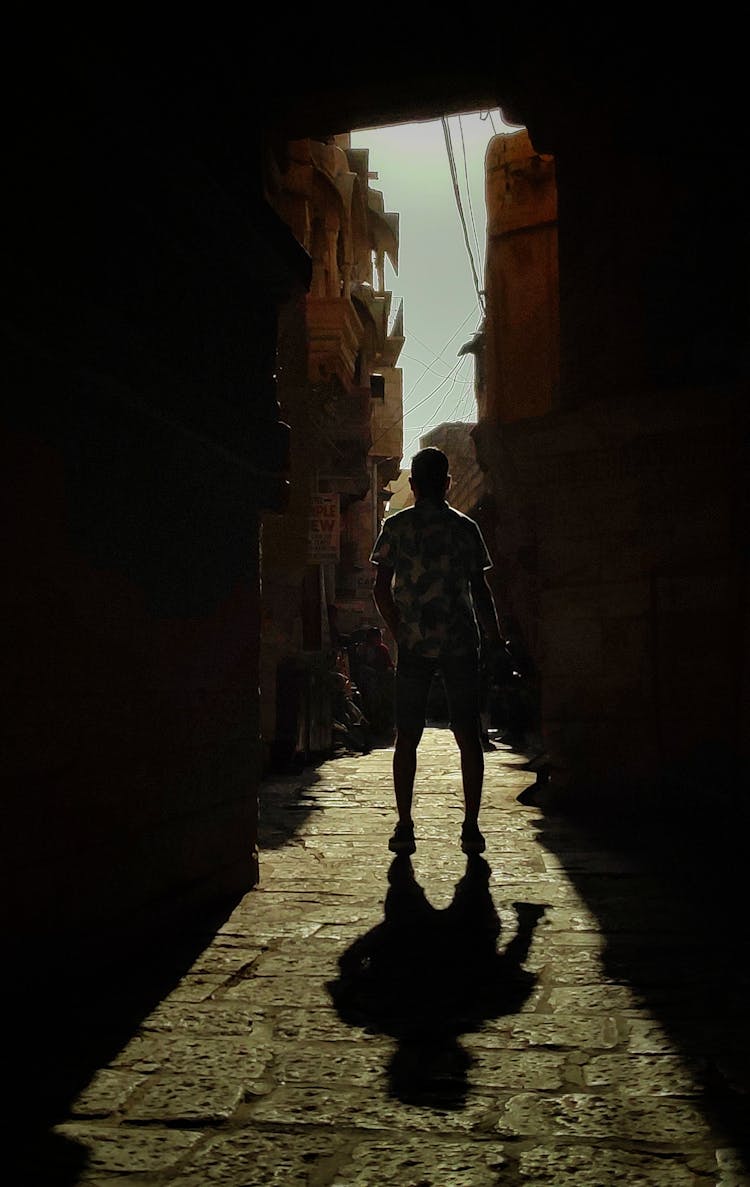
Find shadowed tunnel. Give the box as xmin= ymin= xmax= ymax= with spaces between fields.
xmin=3 ymin=15 xmax=750 ymax=1182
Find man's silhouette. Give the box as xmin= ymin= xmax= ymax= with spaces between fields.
xmin=370 ymin=447 xmax=502 ymax=855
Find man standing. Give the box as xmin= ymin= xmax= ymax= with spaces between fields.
xmin=370 ymin=447 xmax=502 ymax=855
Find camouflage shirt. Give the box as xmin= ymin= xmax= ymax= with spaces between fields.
xmin=370 ymin=499 xmax=492 ymax=659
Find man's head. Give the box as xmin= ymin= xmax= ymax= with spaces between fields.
xmin=410 ymin=447 xmax=451 ymax=501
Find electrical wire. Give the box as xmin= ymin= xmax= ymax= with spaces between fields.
xmin=400 ymin=353 xmax=453 ymax=380
xmin=370 ymin=357 xmax=465 ymax=454
xmin=423 ymin=355 xmax=470 ymax=425
xmin=480 ymin=108 xmax=500 ymax=134
xmin=459 ymin=378 xmax=477 ymax=421
xmin=400 ymin=355 xmax=474 ymax=459
xmin=458 ymin=114 xmax=483 ymax=274
xmin=441 ymin=116 xmax=485 ymax=314
xmin=401 ymin=357 xmax=465 ymax=419
xmin=399 ymin=303 xmax=481 ymax=404
xmin=452 ymin=372 xmax=476 ymax=422
xmin=378 ymin=302 xmax=484 ymax=459
xmin=401 ymin=337 xmax=482 ymax=456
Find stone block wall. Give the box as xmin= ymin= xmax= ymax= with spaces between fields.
xmin=483 ymin=130 xmax=559 ymax=424
xmin=475 ymin=387 xmax=747 ymax=818
xmin=3 ymin=49 xmax=308 ymax=955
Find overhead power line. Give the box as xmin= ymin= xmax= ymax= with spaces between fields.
xmin=458 ymin=114 xmax=483 ymax=271
xmin=455 ymin=373 xmax=476 ymax=421
xmin=401 ymin=356 xmax=474 ymax=459
xmin=480 ymin=108 xmax=500 ymax=134
xmin=370 ymin=357 xmax=465 ymax=454
xmin=400 ymin=353 xmax=453 ymax=380
xmin=441 ymin=115 xmax=485 ymax=315
xmin=369 ymin=302 xmax=484 ymax=456
xmin=400 ymin=304 xmax=481 ymax=403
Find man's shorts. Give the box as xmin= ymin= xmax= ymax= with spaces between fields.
xmin=395 ymin=649 xmax=481 ymax=733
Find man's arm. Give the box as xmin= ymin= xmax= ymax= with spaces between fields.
xmin=469 ymin=571 xmax=502 ymax=646
xmin=373 ymin=563 xmax=400 ymax=641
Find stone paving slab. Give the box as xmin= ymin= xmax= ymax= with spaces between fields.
xmin=51 ymin=1124 xmax=203 ymax=1176
xmin=516 ymin=1144 xmax=706 ymax=1185
xmin=331 ymin=1136 xmax=509 ymax=1186
xmin=36 ymin=728 xmax=750 ymax=1184
xmin=498 ymin=1090 xmax=714 ymax=1143
xmin=464 ymin=1012 xmax=622 ymax=1051
xmin=244 ymin=1083 xmax=504 ymax=1132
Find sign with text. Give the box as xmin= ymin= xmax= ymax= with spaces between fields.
xmin=308 ymin=493 xmax=340 ymax=562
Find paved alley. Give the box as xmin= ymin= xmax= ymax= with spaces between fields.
xmin=37 ymin=729 xmax=750 ymax=1185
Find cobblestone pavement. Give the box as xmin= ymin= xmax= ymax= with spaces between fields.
xmin=33 ymin=729 xmax=750 ymax=1184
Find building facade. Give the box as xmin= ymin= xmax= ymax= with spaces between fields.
xmin=259 ymin=135 xmax=404 ymax=766
xmin=473 ymin=121 xmax=747 ymax=816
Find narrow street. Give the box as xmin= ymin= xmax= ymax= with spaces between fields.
xmin=42 ymin=729 xmax=750 ymax=1185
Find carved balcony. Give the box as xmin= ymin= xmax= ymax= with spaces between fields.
xmin=306 ymin=296 xmax=364 ymax=390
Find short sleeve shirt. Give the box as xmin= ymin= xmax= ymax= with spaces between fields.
xmin=370 ymin=499 xmax=492 ymax=659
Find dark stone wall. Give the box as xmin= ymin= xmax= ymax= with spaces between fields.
xmin=556 ymin=146 xmax=749 ymax=407
xmin=474 ymin=90 xmax=750 ymax=818
xmin=467 ymin=15 xmax=750 ymax=819
xmin=2 ymin=42 xmax=309 ymax=952
xmin=540 ymin=97 xmax=750 ymax=812
xmin=475 ymin=386 xmax=748 ymax=819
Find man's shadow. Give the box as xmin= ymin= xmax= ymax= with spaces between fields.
xmin=327 ymin=855 xmax=546 ymax=1109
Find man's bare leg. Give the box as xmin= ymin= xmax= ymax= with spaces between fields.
xmin=393 ymin=728 xmax=422 ymax=824
xmin=453 ymin=722 xmax=484 ymax=822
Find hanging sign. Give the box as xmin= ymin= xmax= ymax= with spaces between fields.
xmin=308 ymin=493 xmax=340 ymax=562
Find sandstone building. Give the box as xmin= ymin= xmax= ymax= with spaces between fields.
xmin=259 ymin=135 xmax=403 ymax=767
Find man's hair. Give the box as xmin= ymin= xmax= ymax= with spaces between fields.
xmin=411 ymin=447 xmax=450 ymax=498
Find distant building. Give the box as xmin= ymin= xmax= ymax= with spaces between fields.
xmin=260 ymin=135 xmax=404 ymax=765
xmin=383 ymin=467 xmax=413 ymax=515
xmin=419 ymin=422 xmax=483 ymax=517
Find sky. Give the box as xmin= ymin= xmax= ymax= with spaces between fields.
xmin=349 ymin=108 xmax=520 ymax=467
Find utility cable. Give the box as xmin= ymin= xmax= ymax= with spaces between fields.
xmin=421 ymin=354 xmax=470 ymax=426
xmin=411 ymin=305 xmax=481 ymax=362
xmin=458 ymin=113 xmax=483 ymax=273
xmin=480 ymin=108 xmax=500 ymax=135
xmin=400 ymin=355 xmax=473 ymax=459
xmin=441 ymin=115 xmax=485 ymax=315
xmin=370 ymin=357 xmax=464 ymax=455
xmin=455 ymin=372 xmax=477 ymax=421
xmin=369 ymin=305 xmax=483 ymax=456
xmin=399 ymin=304 xmax=481 ymax=404
xmin=400 ymin=353 xmax=453 ymax=380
